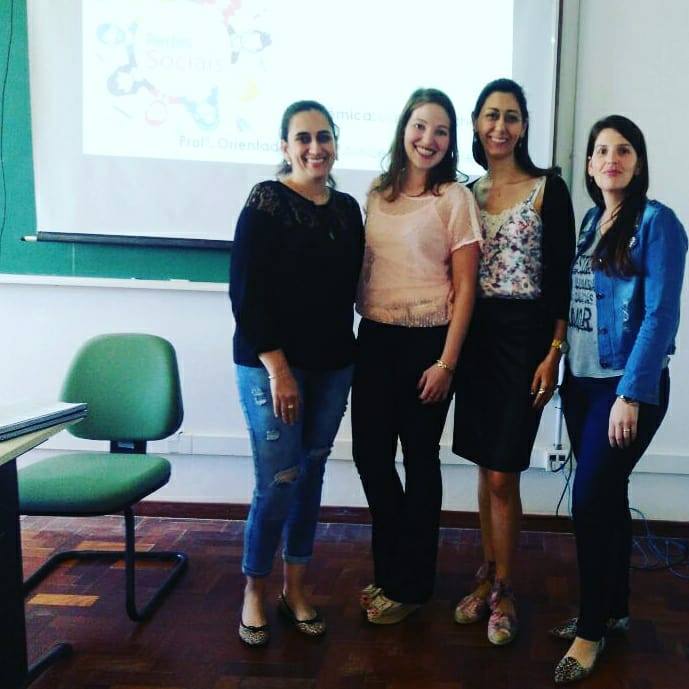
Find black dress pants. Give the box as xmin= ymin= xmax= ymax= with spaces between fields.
xmin=352 ymin=319 xmax=451 ymax=604
xmin=562 ymin=368 xmax=670 ymax=641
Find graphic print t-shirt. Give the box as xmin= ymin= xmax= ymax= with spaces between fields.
xmin=566 ymin=229 xmax=623 ymax=378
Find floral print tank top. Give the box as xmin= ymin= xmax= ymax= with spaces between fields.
xmin=475 ymin=176 xmax=546 ymax=299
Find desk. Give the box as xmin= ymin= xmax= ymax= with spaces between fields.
xmin=1 ymin=423 xmax=73 ymax=689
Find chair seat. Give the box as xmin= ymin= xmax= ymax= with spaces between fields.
xmin=19 ymin=453 xmax=171 ymax=515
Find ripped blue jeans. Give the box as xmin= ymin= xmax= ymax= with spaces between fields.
xmin=236 ymin=364 xmax=353 ymax=577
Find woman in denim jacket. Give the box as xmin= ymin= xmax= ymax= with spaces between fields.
xmin=551 ymin=115 xmax=687 ymax=684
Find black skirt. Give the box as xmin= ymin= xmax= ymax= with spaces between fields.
xmin=452 ymin=298 xmax=552 ymax=472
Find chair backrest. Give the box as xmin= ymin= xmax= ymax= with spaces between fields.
xmin=61 ymin=333 xmax=183 ymax=441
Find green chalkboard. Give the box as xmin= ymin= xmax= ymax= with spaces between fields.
xmin=0 ymin=0 xmax=229 ymax=282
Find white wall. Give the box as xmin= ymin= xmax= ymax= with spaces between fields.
xmin=3 ymin=276 xmax=575 ymax=513
xmin=4 ymin=0 xmax=689 ymax=521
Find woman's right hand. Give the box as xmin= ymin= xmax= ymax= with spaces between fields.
xmin=608 ymin=396 xmax=639 ymax=448
xmin=417 ymin=363 xmax=453 ymax=404
xmin=270 ymin=369 xmax=300 ymax=424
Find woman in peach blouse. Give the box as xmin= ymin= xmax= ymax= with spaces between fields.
xmin=352 ymin=88 xmax=481 ymax=624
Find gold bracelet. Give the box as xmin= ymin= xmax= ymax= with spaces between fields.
xmin=268 ymin=369 xmax=289 ymax=381
xmin=435 ymin=359 xmax=454 ymax=374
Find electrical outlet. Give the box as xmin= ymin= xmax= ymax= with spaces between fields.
xmin=543 ymin=448 xmax=569 ymax=472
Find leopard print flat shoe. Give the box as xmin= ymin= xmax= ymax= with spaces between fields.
xmin=549 ymin=616 xmax=630 ymax=641
xmin=278 ymin=593 xmax=326 ymax=637
xmin=554 ymin=638 xmax=605 ymax=684
xmin=238 ymin=619 xmax=270 ymax=647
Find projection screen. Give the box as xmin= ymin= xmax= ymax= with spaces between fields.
xmin=27 ymin=0 xmax=561 ymax=245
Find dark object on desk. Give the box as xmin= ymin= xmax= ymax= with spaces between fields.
xmin=18 ymin=333 xmax=188 ymax=621
xmin=0 ymin=402 xmax=87 ymax=441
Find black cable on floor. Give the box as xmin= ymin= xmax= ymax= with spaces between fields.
xmin=630 ymin=507 xmax=689 ymax=579
xmin=554 ymin=449 xmax=573 ymax=517
xmin=551 ymin=457 xmax=689 ymax=579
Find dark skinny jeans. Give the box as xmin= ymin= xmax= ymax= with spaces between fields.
xmin=562 ymin=368 xmax=670 ymax=641
xmin=352 ymin=319 xmax=452 ymax=605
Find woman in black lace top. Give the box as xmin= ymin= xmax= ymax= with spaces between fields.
xmin=229 ymin=101 xmax=364 ymax=646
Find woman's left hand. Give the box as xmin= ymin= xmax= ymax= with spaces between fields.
xmin=417 ymin=364 xmax=453 ymax=404
xmin=530 ymin=355 xmax=559 ymax=410
xmin=608 ymin=397 xmax=639 ymax=448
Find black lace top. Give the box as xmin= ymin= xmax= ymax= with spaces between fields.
xmin=229 ymin=180 xmax=365 ymax=369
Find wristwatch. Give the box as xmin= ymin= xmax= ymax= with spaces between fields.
xmin=618 ymin=395 xmax=639 ymax=406
xmin=551 ymin=338 xmax=569 ymax=355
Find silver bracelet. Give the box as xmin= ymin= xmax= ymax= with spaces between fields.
xmin=268 ymin=369 xmax=289 ymax=381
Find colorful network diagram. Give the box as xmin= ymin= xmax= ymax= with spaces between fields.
xmin=94 ymin=0 xmax=271 ymax=133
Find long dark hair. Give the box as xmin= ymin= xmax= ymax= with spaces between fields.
xmin=277 ymin=100 xmax=339 ymax=187
xmin=375 ymin=88 xmax=459 ymax=201
xmin=471 ymin=78 xmax=555 ymax=177
xmin=586 ymin=115 xmax=648 ymax=276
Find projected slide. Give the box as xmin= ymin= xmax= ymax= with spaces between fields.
xmin=31 ymin=0 xmax=557 ymax=242
xmin=83 ymin=0 xmax=513 ymax=171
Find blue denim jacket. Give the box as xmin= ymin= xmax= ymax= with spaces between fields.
xmin=575 ymin=200 xmax=687 ymax=404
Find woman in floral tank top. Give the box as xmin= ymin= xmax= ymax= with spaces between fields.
xmin=452 ymin=79 xmax=575 ymax=645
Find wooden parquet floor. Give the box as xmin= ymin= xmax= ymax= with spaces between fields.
xmin=19 ymin=515 xmax=689 ymax=689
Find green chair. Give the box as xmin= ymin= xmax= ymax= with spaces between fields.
xmin=19 ymin=333 xmax=188 ymax=621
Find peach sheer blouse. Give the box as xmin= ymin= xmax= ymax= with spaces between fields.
xmin=356 ymin=182 xmax=481 ymax=327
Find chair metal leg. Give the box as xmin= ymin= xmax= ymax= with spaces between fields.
xmin=23 ymin=508 xmax=188 ymax=622
xmin=122 ymin=507 xmax=188 ymax=621
xmin=23 ymin=642 xmax=73 ymax=688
